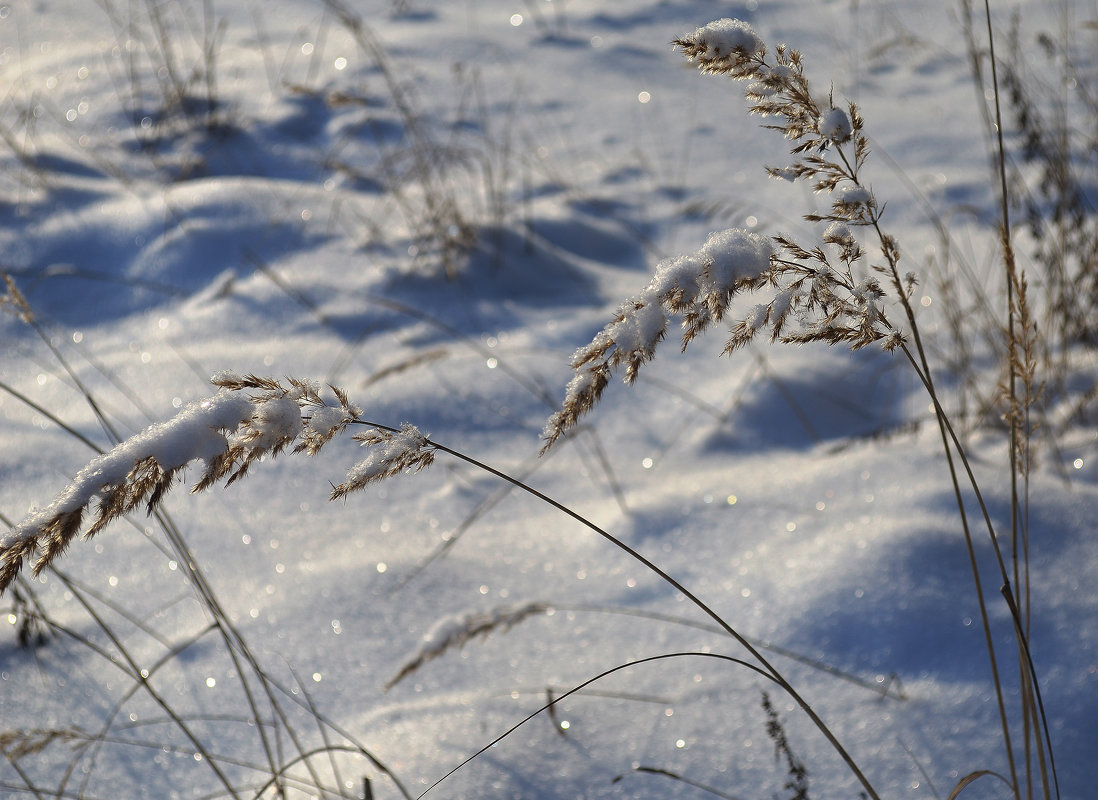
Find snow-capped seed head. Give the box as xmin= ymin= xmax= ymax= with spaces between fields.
xmin=692 ymin=18 xmax=764 ymax=59
xmin=767 ymin=64 xmax=795 ymax=82
xmin=242 ymin=396 xmax=304 ymax=450
xmin=834 ymin=185 xmax=873 ymax=206
xmin=647 ymin=253 xmax=705 ymax=305
xmin=541 ymin=228 xmax=777 ymax=453
xmin=818 ymin=107 xmax=853 ymax=142
xmin=882 ymin=331 xmax=906 ymax=351
xmin=823 ymin=221 xmax=855 ymax=246
xmin=747 ymin=63 xmax=795 ymax=97
xmin=0 ymin=390 xmax=258 ymax=591
xmin=306 ymin=405 xmax=352 ymax=439
xmin=602 ymin=299 xmax=668 ymax=381
xmin=747 ymin=80 xmax=780 ymax=98
xmin=697 ymin=228 xmax=775 ymax=291
xmin=746 ymin=304 xmax=769 ymax=332
xmin=333 ymin=424 xmax=435 ymax=499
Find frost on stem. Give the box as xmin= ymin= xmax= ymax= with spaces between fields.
xmin=0 ymin=374 xmax=364 ymax=593
xmin=542 ymin=20 xmax=916 ymax=453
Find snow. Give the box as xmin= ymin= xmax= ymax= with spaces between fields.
xmin=307 ymin=404 xmax=355 ymax=439
xmin=1 ymin=1 xmax=1096 ymax=798
xmin=645 ymin=229 xmax=773 ymax=309
xmin=0 ymin=392 xmax=252 ymax=551
xmin=338 ymin=423 xmax=434 ymax=496
xmin=694 ymin=228 xmax=774 ymax=292
xmin=835 ymin=184 xmax=874 ymax=205
xmin=818 ymin=107 xmax=854 ymax=142
xmin=690 ymin=18 xmax=764 ymax=60
xmin=823 ymin=221 xmax=855 ymax=245
xmin=603 ymin=300 xmax=668 ymax=365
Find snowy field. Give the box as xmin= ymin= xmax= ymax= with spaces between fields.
xmin=1 ymin=0 xmax=1096 ymax=798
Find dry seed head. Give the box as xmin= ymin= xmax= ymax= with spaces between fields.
xmin=332 ymin=423 xmax=435 ymax=499
xmin=542 ymin=229 xmax=773 ymax=451
xmin=674 ymin=18 xmax=766 ymax=73
xmin=0 ymin=375 xmax=367 ymax=594
xmin=1 ymin=273 xmax=33 ymax=324
xmin=540 ymin=367 xmax=610 ymax=453
xmin=545 ymin=17 xmax=915 ymax=462
xmin=385 ymin=602 xmax=551 ymax=690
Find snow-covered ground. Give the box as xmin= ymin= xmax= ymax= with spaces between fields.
xmin=1 ymin=0 xmax=1096 ymax=798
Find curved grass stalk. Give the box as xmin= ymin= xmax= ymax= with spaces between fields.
xmin=417 ymin=651 xmax=775 ymax=799
xmin=552 ymin=602 xmax=905 ymax=700
xmin=348 ymin=419 xmax=882 ymax=800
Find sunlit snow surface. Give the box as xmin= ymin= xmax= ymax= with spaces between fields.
xmin=1 ymin=0 xmax=1096 ymax=798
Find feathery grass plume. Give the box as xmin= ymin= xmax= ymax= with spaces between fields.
xmin=0 ymin=374 xmax=362 ymax=593
xmin=998 ymin=16 xmax=1098 ymax=355
xmin=385 ymin=602 xmax=551 ymax=690
xmin=198 ymin=372 xmax=362 ymax=489
xmin=330 ymin=423 xmax=435 ymax=499
xmin=543 ymin=20 xmax=909 ymax=451
xmin=0 ymin=272 xmax=33 ymax=324
xmin=540 ymin=229 xmax=774 ymax=451
xmin=559 ymin=17 xmax=1060 ymax=800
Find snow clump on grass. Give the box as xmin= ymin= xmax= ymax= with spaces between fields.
xmin=818 ymin=106 xmax=853 ymax=142
xmin=0 ymin=374 xmax=400 ymax=591
xmin=691 ymin=18 xmax=764 ymax=59
xmin=0 ymin=393 xmax=254 ymax=589
xmin=330 ymin=424 xmax=435 ymax=500
xmin=541 ymin=228 xmax=774 ymax=451
xmin=543 ymin=19 xmax=917 ymax=453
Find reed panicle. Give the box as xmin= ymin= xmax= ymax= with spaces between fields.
xmin=0 ymin=373 xmax=428 ymax=593
xmin=0 ymin=272 xmax=33 ymax=324
xmin=539 ymin=16 xmax=1060 ymax=800
xmin=331 ymin=424 xmax=435 ymax=500
xmin=543 ymin=18 xmax=910 ymax=453
xmin=385 ymin=602 xmax=551 ymax=690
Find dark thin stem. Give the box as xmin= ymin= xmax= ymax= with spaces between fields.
xmin=0 ymin=378 xmax=104 ymax=454
xmin=1001 ymin=586 xmax=1061 ymax=800
xmin=57 ymin=574 xmax=241 ymax=799
xmin=554 ymin=602 xmax=904 ymax=700
xmin=830 ymin=114 xmax=1024 ymax=791
xmin=418 ymin=652 xmax=772 ymax=798
xmin=250 ymin=745 xmax=378 ymax=799
xmin=64 ymin=618 xmax=219 ymax=792
xmin=982 ymin=4 xmax=1056 ymax=797
xmin=897 ymin=339 xmax=1019 ymax=800
xmin=619 ymin=765 xmax=749 ymax=800
xmin=1 ymin=751 xmax=47 ymax=800
xmin=351 ymin=420 xmax=882 ymax=800
xmin=24 ymin=315 xmax=125 ymax=447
